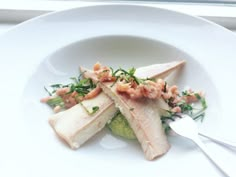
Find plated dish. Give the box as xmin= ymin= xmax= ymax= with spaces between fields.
xmin=41 ymin=61 xmax=207 ymax=160
xmin=0 ymin=4 xmax=236 ymax=177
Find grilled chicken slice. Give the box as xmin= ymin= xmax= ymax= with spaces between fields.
xmin=135 ymin=60 xmax=185 ymax=79
xmin=49 ymin=61 xmax=185 ymax=153
xmin=101 ymin=82 xmax=170 ymax=160
xmin=49 ymin=92 xmax=115 ymax=149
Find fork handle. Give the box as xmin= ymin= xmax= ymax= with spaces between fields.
xmin=199 ymin=133 xmax=236 ymax=149
xmin=193 ymin=137 xmax=232 ymax=177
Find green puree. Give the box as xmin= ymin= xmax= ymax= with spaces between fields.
xmin=107 ymin=112 xmax=136 ymax=140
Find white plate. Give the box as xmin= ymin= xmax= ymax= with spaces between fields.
xmin=0 ymin=4 xmax=236 ymax=177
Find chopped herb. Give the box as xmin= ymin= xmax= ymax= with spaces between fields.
xmin=102 ymin=69 xmax=110 ymax=73
xmin=91 ymin=106 xmax=99 ymax=114
xmin=201 ymin=98 xmax=207 ymax=109
xmin=45 ymin=77 xmax=96 ymax=97
xmin=161 ymin=116 xmax=175 ymax=122
xmin=46 ymin=96 xmax=64 ymax=107
xmin=70 ymin=77 xmax=79 ymax=84
xmin=130 ymin=108 xmax=134 ymax=111
xmin=182 ymin=90 xmax=190 ymax=96
xmin=193 ymin=112 xmax=205 ymax=122
xmin=110 ymin=76 xmax=119 ymax=87
xmin=111 ymin=67 xmax=143 ymax=85
xmin=194 ymin=93 xmax=207 ymax=109
xmin=162 ymin=123 xmax=171 ymax=134
xmin=44 ymin=86 xmax=52 ymax=96
xmin=50 ymin=84 xmax=64 ymax=88
xmin=179 ymin=102 xmax=193 ymax=112
xmin=109 ymin=67 xmax=114 ymax=75
xmin=43 ymin=71 xmax=98 ymax=111
xmin=80 ymin=102 xmax=99 ymax=115
xmin=194 ymin=93 xmax=201 ymax=100
xmin=89 ymin=78 xmax=96 ymax=89
xmin=163 ymin=82 xmax=167 ymax=93
xmin=112 ymin=67 xmax=120 ymax=76
xmin=146 ymin=77 xmax=155 ymax=82
xmin=128 ymin=67 xmax=136 ymax=76
xmin=77 ymin=70 xmax=86 ymax=81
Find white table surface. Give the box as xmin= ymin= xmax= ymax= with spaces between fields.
xmin=0 ymin=23 xmax=15 ymax=34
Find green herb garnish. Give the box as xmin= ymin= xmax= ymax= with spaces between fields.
xmin=44 ymin=86 xmax=52 ymax=96
xmin=80 ymin=102 xmax=99 ymax=115
xmin=182 ymin=90 xmax=190 ymax=96
xmin=194 ymin=93 xmax=207 ymax=109
xmin=111 ymin=67 xmax=148 ymax=85
xmin=193 ymin=111 xmax=205 ymax=122
xmin=91 ymin=106 xmax=99 ymax=114
xmin=163 ymin=82 xmax=167 ymax=93
xmin=177 ymin=100 xmax=193 ymax=113
xmin=45 ymin=73 xmax=96 ymax=97
xmin=128 ymin=67 xmax=136 ymax=76
xmin=43 ymin=71 xmax=97 ymax=109
xmin=46 ymin=96 xmax=64 ymax=107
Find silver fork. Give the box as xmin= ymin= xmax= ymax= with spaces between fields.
xmin=169 ymin=114 xmax=232 ymax=177
xmin=199 ymin=132 xmax=236 ymax=149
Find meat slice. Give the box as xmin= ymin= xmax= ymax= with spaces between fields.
xmin=102 ymin=81 xmax=170 ymax=160
xmin=49 ymin=92 xmax=116 ymax=149
xmin=135 ymin=60 xmax=185 ymax=79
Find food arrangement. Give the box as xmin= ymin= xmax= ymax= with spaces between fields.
xmin=41 ymin=61 xmax=207 ymax=160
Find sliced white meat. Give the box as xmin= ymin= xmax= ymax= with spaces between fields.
xmin=100 ymin=81 xmax=170 ymax=160
xmin=135 ymin=60 xmax=185 ymax=79
xmin=49 ymin=92 xmax=116 ymax=149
